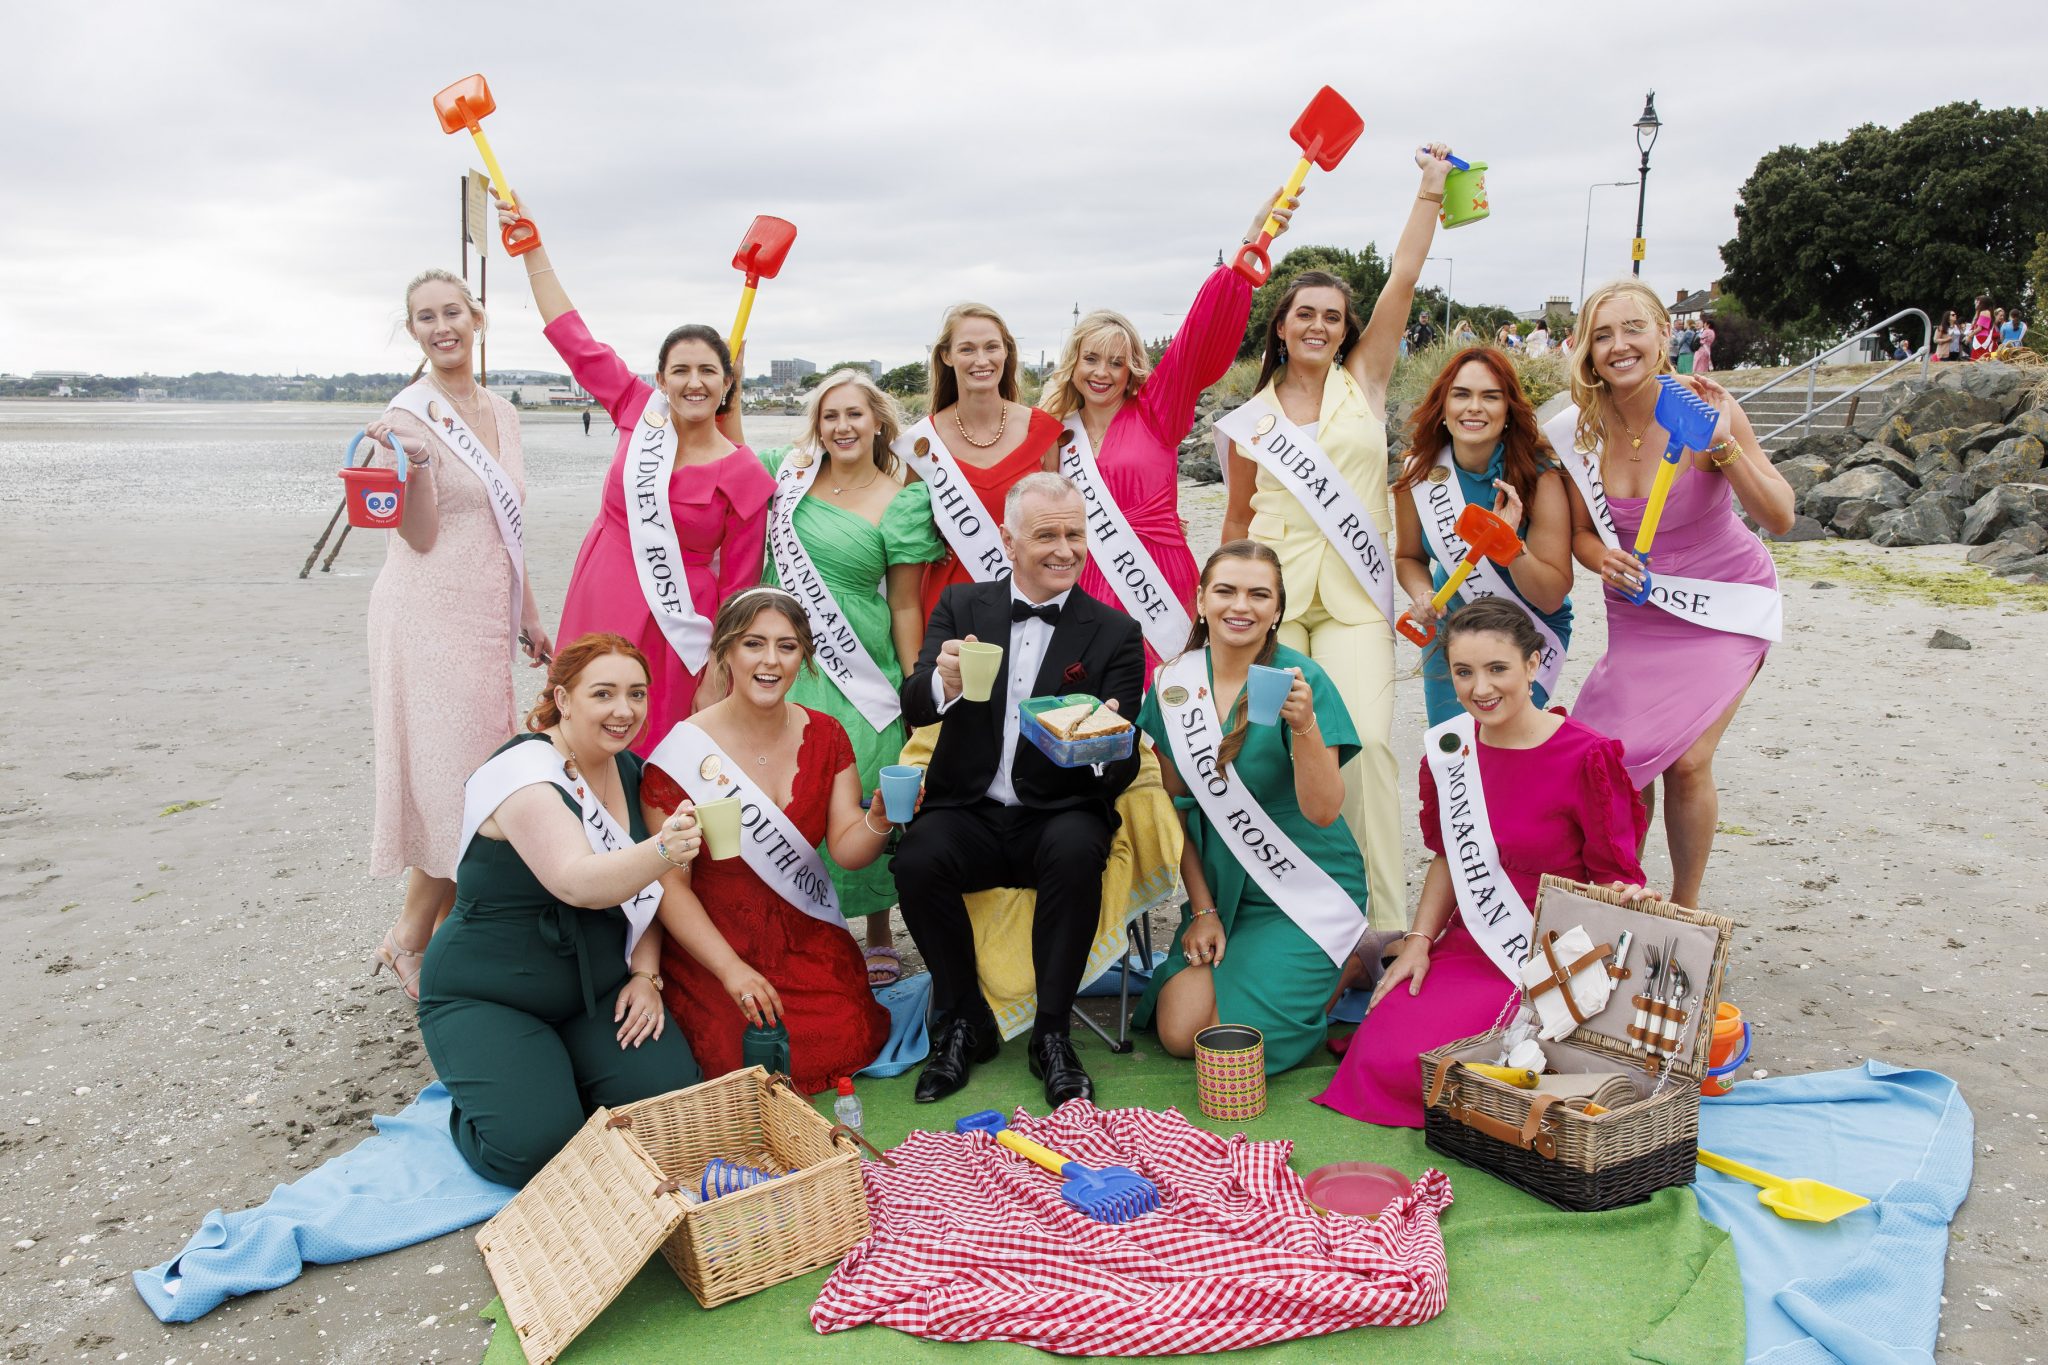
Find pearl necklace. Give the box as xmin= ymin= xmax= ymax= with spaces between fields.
xmin=954 ymin=402 xmax=1008 ymax=450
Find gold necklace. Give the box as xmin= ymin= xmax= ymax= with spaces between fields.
xmin=1614 ymin=403 xmax=1653 ymax=461
xmin=828 ymin=464 xmax=881 ymax=496
xmin=954 ymin=402 xmax=1008 ymax=450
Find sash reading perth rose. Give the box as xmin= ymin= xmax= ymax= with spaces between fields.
xmin=1423 ymin=711 xmax=1532 ymax=984
xmin=768 ymin=450 xmax=903 ymax=731
xmin=1155 ymin=651 xmax=1362 ymax=967
xmin=457 ymin=739 xmax=661 ymax=963
xmin=1058 ymin=418 xmax=1193 ymax=660
xmin=624 ymin=393 xmax=714 ymax=672
xmin=388 ymin=380 xmax=526 ymax=655
xmin=892 ymin=417 xmax=1011 ymax=582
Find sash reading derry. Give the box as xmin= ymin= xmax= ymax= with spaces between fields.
xmin=1423 ymin=711 xmax=1532 ymax=984
xmin=891 ymin=417 xmax=1011 ymax=582
xmin=1058 ymin=418 xmax=1193 ymax=660
xmin=386 ymin=380 xmax=526 ymax=656
xmin=767 ymin=449 xmax=903 ymax=730
xmin=624 ymin=393 xmax=713 ymax=672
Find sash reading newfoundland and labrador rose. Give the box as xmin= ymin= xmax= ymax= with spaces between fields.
xmin=624 ymin=392 xmax=714 ymax=672
xmin=891 ymin=417 xmax=1011 ymax=582
xmin=1423 ymin=711 xmax=1532 ymax=985
xmin=457 ymin=739 xmax=660 ymax=964
xmin=1057 ymin=418 xmax=1192 ymax=660
xmin=768 ymin=449 xmax=902 ymax=731
xmin=387 ymin=380 xmax=526 ymax=655
xmin=1155 ymin=651 xmax=1361 ymax=967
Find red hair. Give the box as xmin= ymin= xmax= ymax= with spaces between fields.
xmin=524 ymin=632 xmax=651 ymax=732
xmin=1394 ymin=346 xmax=1554 ymax=508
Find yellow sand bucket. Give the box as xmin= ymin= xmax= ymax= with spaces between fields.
xmin=1195 ymin=1024 xmax=1266 ymax=1121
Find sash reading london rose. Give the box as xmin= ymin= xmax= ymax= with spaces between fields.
xmin=624 ymin=392 xmax=714 ymax=672
xmin=456 ymin=739 xmax=661 ymax=963
xmin=1423 ymin=711 xmax=1532 ymax=985
xmin=387 ymin=380 xmax=526 ymax=656
xmin=891 ymin=417 xmax=1011 ymax=582
xmin=767 ymin=449 xmax=903 ymax=731
xmin=1058 ymin=418 xmax=1193 ymax=659
xmin=1155 ymin=651 xmax=1362 ymax=967
xmin=645 ymin=722 xmax=846 ymax=929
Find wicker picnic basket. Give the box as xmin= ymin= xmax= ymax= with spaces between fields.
xmin=1419 ymin=877 xmax=1733 ymax=1212
xmin=475 ymin=1066 xmax=877 ymax=1365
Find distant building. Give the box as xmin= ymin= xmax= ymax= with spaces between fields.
xmin=487 ymin=383 xmax=582 ymax=406
xmin=1671 ymin=285 xmax=1720 ymax=319
xmin=133 ymin=387 xmax=168 ymax=401
xmin=32 ymin=370 xmax=90 ymax=380
xmin=770 ymin=358 xmax=817 ymax=386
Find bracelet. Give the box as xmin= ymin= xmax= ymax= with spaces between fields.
xmin=655 ymin=836 xmax=691 ymax=867
xmin=1417 ymin=190 xmax=1444 ymax=204
xmin=1401 ymin=930 xmax=1435 ymax=949
xmin=406 ymin=451 xmax=432 ymax=468
xmin=1706 ymin=438 xmax=1742 ymax=468
xmin=862 ymin=807 xmax=889 ymax=836
xmin=1288 ymin=717 xmax=1318 ymax=737
xmin=1190 ymin=905 xmax=1219 ymax=918
xmin=527 ymin=266 xmax=556 ymax=277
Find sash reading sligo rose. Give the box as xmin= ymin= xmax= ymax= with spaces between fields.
xmin=891 ymin=417 xmax=1011 ymax=582
xmin=1213 ymin=398 xmax=1395 ymax=626
xmin=624 ymin=393 xmax=713 ymax=671
xmin=1155 ymin=651 xmax=1362 ymax=967
xmin=387 ymin=380 xmax=526 ymax=655
xmin=1542 ymin=409 xmax=1782 ymax=642
xmin=1409 ymin=447 xmax=1565 ymax=698
xmin=646 ymin=722 xmax=846 ymax=929
xmin=1423 ymin=711 xmax=1532 ymax=985
xmin=768 ymin=451 xmax=902 ymax=731
xmin=1058 ymin=418 xmax=1192 ymax=659
xmin=456 ymin=739 xmax=660 ymax=963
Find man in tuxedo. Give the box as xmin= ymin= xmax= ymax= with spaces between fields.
xmin=894 ymin=473 xmax=1144 ymax=1106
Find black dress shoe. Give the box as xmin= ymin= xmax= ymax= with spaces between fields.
xmin=1027 ymin=1031 xmax=1095 ymax=1107
xmin=913 ymin=1016 xmax=999 ymax=1104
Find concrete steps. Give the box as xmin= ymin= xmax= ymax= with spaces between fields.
xmin=1737 ymin=389 xmax=1856 ymax=454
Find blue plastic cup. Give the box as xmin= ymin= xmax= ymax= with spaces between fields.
xmin=1245 ymin=664 xmax=1295 ymax=726
xmin=879 ymin=764 xmax=924 ymax=823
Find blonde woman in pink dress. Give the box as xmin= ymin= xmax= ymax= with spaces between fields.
xmin=364 ymin=269 xmax=551 ymax=999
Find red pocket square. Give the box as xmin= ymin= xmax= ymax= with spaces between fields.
xmin=1062 ymin=662 xmax=1089 ymax=687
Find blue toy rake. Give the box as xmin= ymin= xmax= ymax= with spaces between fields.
xmin=1621 ymin=374 xmax=1723 ymax=604
xmin=955 ymin=1110 xmax=1161 ymax=1225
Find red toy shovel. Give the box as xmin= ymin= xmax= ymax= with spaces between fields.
xmin=728 ymin=216 xmax=797 ymax=357
xmin=1232 ymin=87 xmax=1364 ymax=286
xmin=433 ymin=74 xmax=540 ymax=256
xmin=1394 ymin=504 xmax=1524 ymax=645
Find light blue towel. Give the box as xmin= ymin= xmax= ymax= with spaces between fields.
xmin=1077 ymin=947 xmax=1166 ymax=998
xmin=1695 ymin=1060 xmax=1973 ymax=1365
xmin=133 ymin=1081 xmax=515 ymax=1323
xmin=859 ymin=971 xmax=932 ymax=1078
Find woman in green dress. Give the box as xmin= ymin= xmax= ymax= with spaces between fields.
xmin=1134 ymin=541 xmax=1370 ymax=1074
xmin=758 ymin=368 xmax=943 ymax=981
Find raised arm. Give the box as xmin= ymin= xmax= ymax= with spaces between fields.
xmin=497 ymin=196 xmax=573 ymax=324
xmin=1346 ymin=145 xmax=1455 ymax=414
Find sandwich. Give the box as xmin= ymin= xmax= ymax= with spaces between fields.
xmin=1040 ymin=698 xmax=1132 ymax=741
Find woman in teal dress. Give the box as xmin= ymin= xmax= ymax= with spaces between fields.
xmin=758 ymin=369 xmax=943 ymax=981
xmin=1134 ymin=541 xmax=1369 ymax=1074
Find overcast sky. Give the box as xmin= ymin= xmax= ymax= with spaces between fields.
xmin=5 ymin=0 xmax=2044 ymax=378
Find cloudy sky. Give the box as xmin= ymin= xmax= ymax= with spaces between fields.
xmin=5 ymin=0 xmax=2043 ymax=379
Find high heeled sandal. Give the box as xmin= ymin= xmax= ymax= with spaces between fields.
xmin=371 ymin=929 xmax=426 ymax=1002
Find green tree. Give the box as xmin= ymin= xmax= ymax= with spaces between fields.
xmin=1238 ymin=243 xmax=1391 ymax=359
xmin=878 ymin=362 xmax=926 ymax=396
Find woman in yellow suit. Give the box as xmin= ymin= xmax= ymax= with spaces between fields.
xmin=1220 ymin=143 xmax=1457 ymax=929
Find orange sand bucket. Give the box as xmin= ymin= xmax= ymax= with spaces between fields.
xmin=1195 ymin=1024 xmax=1266 ymax=1121
xmin=1702 ymin=1002 xmax=1751 ymax=1097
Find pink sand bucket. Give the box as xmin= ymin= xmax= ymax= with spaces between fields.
xmin=1195 ymin=1024 xmax=1266 ymax=1122
xmin=339 ymin=429 xmax=408 ymax=529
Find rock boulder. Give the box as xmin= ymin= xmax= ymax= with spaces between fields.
xmin=1828 ymin=498 xmax=1889 ymax=538
xmin=1836 ymin=441 xmax=1919 ymax=487
xmin=1868 ymin=496 xmax=1962 ymax=547
xmin=1776 ymin=454 xmax=1835 ymax=503
xmin=1960 ymin=484 xmax=2048 ymax=545
xmin=1770 ymin=429 xmax=1863 ymax=468
xmin=1804 ymin=465 xmax=1913 ymax=525
xmin=1961 ymin=435 xmax=2046 ymax=503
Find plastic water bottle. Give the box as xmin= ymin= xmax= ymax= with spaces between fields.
xmin=832 ymin=1077 xmax=863 ymax=1134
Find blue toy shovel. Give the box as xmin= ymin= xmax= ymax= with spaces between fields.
xmin=1621 ymin=375 xmax=1723 ymax=605
xmin=955 ymin=1110 xmax=1161 ymax=1225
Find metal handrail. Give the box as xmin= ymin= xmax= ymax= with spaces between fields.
xmin=1736 ymin=307 xmax=1932 ymax=443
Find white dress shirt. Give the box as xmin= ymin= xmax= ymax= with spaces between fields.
xmin=933 ymin=585 xmax=1073 ymax=807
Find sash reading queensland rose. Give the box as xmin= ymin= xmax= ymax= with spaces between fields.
xmin=1213 ymin=398 xmax=1395 ymax=626
xmin=1542 ymin=409 xmax=1782 ymax=642
xmin=891 ymin=416 xmax=1012 ymax=582
xmin=767 ymin=450 xmax=902 ymax=731
xmin=624 ymin=392 xmax=713 ymax=671
xmin=456 ymin=739 xmax=660 ymax=963
xmin=1410 ymin=447 xmax=1566 ymax=697
xmin=1155 ymin=651 xmax=1362 ymax=967
xmin=646 ymin=721 xmax=845 ymax=929
xmin=1058 ymin=418 xmax=1193 ymax=659
xmin=1423 ymin=711 xmax=1532 ymax=985
xmin=387 ymin=380 xmax=526 ymax=656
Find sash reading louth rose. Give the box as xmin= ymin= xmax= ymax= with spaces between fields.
xmin=768 ymin=451 xmax=902 ymax=731
xmin=1213 ymin=398 xmax=1396 ymax=626
xmin=646 ymin=722 xmax=846 ymax=929
xmin=457 ymin=740 xmax=661 ymax=963
xmin=1423 ymin=711 xmax=1532 ymax=985
xmin=1542 ymin=410 xmax=1782 ymax=642
xmin=1410 ymin=447 xmax=1566 ymax=698
xmin=1155 ymin=651 xmax=1362 ymax=967
xmin=624 ymin=393 xmax=714 ymax=671
xmin=1058 ymin=418 xmax=1193 ymax=659
xmin=891 ymin=417 xmax=1011 ymax=582
xmin=387 ymin=380 xmax=526 ymax=656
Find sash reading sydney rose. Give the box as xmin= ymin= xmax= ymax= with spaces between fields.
xmin=1213 ymin=398 xmax=1396 ymax=626
xmin=891 ymin=417 xmax=1011 ymax=582
xmin=1423 ymin=711 xmax=1532 ymax=984
xmin=457 ymin=739 xmax=661 ymax=963
xmin=1058 ymin=418 xmax=1192 ymax=659
xmin=767 ymin=450 xmax=902 ymax=730
xmin=1155 ymin=651 xmax=1362 ymax=967
xmin=388 ymin=380 xmax=526 ymax=656
xmin=646 ymin=722 xmax=846 ymax=929
xmin=624 ymin=393 xmax=714 ymax=671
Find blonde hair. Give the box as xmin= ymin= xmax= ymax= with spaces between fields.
xmin=1568 ymin=279 xmax=1673 ymax=454
xmin=927 ymin=302 xmax=1021 ymax=413
xmin=799 ymin=368 xmax=905 ymax=479
xmin=402 ymin=268 xmax=484 ymax=381
xmin=1038 ymin=310 xmax=1154 ymax=422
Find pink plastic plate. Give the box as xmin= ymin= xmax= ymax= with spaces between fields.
xmin=1303 ymin=1162 xmax=1410 ymax=1219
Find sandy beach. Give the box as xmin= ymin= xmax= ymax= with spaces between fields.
xmin=1 ymin=404 xmax=2044 ymax=1363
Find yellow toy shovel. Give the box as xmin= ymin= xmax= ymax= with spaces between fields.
xmin=1697 ymin=1148 xmax=1871 ymax=1223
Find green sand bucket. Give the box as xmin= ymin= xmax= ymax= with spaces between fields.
xmin=1440 ymin=157 xmax=1489 ymax=229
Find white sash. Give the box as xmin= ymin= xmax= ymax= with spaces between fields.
xmin=1542 ymin=409 xmax=1783 ymax=642
xmin=891 ymin=416 xmax=1011 ymax=582
xmin=456 ymin=739 xmax=661 ymax=963
xmin=387 ymin=380 xmax=526 ymax=656
xmin=1213 ymin=398 xmax=1395 ymax=626
xmin=624 ymin=393 xmax=714 ymax=672
xmin=1058 ymin=417 xmax=1193 ymax=659
xmin=767 ymin=451 xmax=902 ymax=731
xmin=1409 ymin=447 xmax=1566 ymax=698
xmin=645 ymin=721 xmax=846 ymax=930
xmin=1423 ymin=712 xmax=1532 ymax=985
xmin=1154 ymin=651 xmax=1362 ymax=967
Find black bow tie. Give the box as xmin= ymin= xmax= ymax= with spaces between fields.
xmin=1011 ymin=600 xmax=1061 ymax=625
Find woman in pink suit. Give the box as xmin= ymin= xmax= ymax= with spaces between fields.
xmin=500 ymin=197 xmax=773 ymax=753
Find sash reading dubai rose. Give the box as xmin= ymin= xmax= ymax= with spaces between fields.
xmin=646 ymin=722 xmax=846 ymax=930
xmin=1212 ymin=398 xmax=1396 ymax=626
xmin=1541 ymin=409 xmax=1782 ymax=642
xmin=624 ymin=392 xmax=713 ymax=671
xmin=1155 ymin=651 xmax=1362 ymax=967
xmin=1423 ymin=711 xmax=1532 ymax=984
xmin=1058 ymin=418 xmax=1193 ymax=660
xmin=387 ymin=380 xmax=526 ymax=656
xmin=768 ymin=450 xmax=902 ymax=731
xmin=457 ymin=739 xmax=661 ymax=963
xmin=1410 ymin=447 xmax=1566 ymax=698
xmin=891 ymin=417 xmax=1011 ymax=582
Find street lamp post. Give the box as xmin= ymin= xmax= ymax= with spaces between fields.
xmin=1581 ymin=180 xmax=1635 ymax=311
xmin=1631 ymin=92 xmax=1661 ymax=279
xmin=1426 ymin=256 xmax=1452 ymax=342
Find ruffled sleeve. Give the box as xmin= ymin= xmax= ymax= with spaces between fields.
xmin=880 ymin=481 xmax=947 ymax=566
xmin=711 ymin=449 xmax=775 ymax=600
xmin=759 ymin=444 xmax=791 ymax=477
xmin=1136 ymin=265 xmax=1253 ymax=449
xmin=1417 ymin=755 xmax=1443 ymax=858
xmin=541 ymin=310 xmax=651 ymax=428
xmin=1577 ymin=735 xmax=1650 ymax=885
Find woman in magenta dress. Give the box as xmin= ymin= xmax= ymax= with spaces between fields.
xmin=501 ymin=197 xmax=773 ymax=753
xmin=1544 ymin=280 xmax=1794 ymax=908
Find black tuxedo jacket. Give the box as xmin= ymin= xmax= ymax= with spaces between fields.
xmin=901 ymin=580 xmax=1145 ymax=824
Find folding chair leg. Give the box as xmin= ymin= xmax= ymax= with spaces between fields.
xmin=1070 ymin=918 xmax=1149 ymax=1055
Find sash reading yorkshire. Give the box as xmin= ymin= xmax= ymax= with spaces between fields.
xmin=624 ymin=393 xmax=714 ymax=671
xmin=891 ymin=417 xmax=1011 ymax=582
xmin=387 ymin=380 xmax=527 ymax=656
xmin=1423 ymin=711 xmax=1533 ymax=984
xmin=1058 ymin=418 xmax=1193 ymax=659
xmin=767 ymin=450 xmax=903 ymax=731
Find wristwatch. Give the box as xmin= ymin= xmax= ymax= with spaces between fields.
xmin=632 ymin=970 xmax=664 ymax=991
